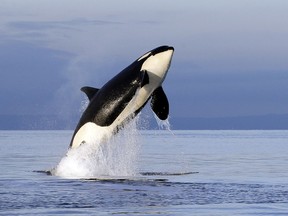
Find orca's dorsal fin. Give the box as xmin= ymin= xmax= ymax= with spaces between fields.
xmin=140 ymin=70 xmax=149 ymax=87
xmin=150 ymin=86 xmax=169 ymax=120
xmin=81 ymin=86 xmax=100 ymax=101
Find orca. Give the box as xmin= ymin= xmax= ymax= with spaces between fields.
xmin=70 ymin=45 xmax=174 ymax=149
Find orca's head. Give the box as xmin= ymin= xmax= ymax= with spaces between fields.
xmin=137 ymin=46 xmax=174 ymax=85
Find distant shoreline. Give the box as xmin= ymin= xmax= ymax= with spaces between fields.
xmin=1 ymin=114 xmax=288 ymax=130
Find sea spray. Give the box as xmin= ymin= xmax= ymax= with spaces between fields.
xmin=155 ymin=114 xmax=173 ymax=131
xmin=52 ymin=117 xmax=141 ymax=178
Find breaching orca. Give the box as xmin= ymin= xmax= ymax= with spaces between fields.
xmin=70 ymin=46 xmax=174 ymax=149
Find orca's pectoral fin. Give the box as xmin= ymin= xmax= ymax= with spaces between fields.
xmin=81 ymin=86 xmax=100 ymax=101
xmin=150 ymin=86 xmax=169 ymax=120
xmin=140 ymin=70 xmax=149 ymax=87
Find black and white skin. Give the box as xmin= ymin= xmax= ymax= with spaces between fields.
xmin=70 ymin=46 xmax=174 ymax=149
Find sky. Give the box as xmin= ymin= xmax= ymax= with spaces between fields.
xmin=1 ymin=0 xmax=288 ymax=121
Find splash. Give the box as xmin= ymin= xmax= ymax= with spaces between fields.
xmin=51 ymin=109 xmax=173 ymax=179
xmin=51 ymin=117 xmax=140 ymax=179
xmin=80 ymin=97 xmax=89 ymax=113
xmin=155 ymin=114 xmax=172 ymax=131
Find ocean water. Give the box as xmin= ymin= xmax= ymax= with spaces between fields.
xmin=1 ymin=129 xmax=288 ymax=215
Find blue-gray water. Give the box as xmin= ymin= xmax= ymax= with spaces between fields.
xmin=1 ymin=130 xmax=288 ymax=215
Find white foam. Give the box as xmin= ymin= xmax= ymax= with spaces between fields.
xmin=52 ymin=118 xmax=140 ymax=179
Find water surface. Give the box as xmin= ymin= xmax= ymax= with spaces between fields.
xmin=1 ymin=130 xmax=288 ymax=215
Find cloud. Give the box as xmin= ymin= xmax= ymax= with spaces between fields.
xmin=165 ymin=62 xmax=288 ymax=117
xmin=8 ymin=19 xmax=123 ymax=31
xmin=0 ymin=40 xmax=72 ymax=115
